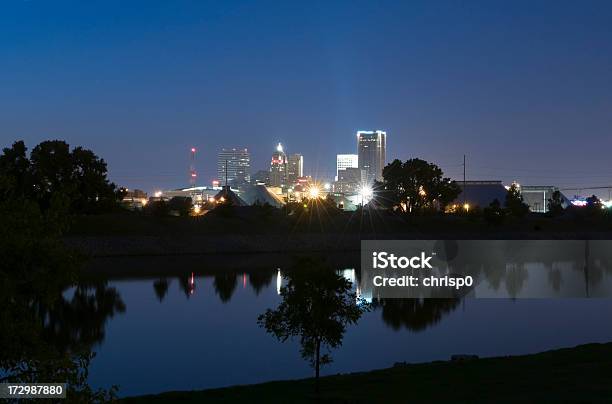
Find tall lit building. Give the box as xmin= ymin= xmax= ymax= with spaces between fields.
xmin=269 ymin=143 xmax=288 ymax=187
xmin=217 ymin=148 xmax=250 ymax=186
xmin=336 ymin=154 xmax=358 ymax=181
xmin=357 ymin=130 xmax=386 ymax=183
xmin=287 ymin=153 xmax=303 ymax=185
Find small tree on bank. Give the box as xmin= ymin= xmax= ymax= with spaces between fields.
xmin=257 ymin=259 xmax=369 ymax=393
xmin=505 ymin=183 xmax=529 ymax=218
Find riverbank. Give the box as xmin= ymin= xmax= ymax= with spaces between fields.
xmin=66 ymin=212 xmax=612 ymax=257
xmin=120 ymin=342 xmax=612 ymax=403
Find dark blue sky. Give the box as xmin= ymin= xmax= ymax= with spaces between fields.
xmin=1 ymin=1 xmax=611 ymax=195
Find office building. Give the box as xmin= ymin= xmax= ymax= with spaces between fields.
xmin=357 ymin=130 xmax=386 ymax=183
xmin=217 ymin=148 xmax=251 ymax=186
xmin=269 ymin=143 xmax=288 ymax=188
xmin=287 ymin=153 xmax=303 ymax=185
xmin=336 ymin=154 xmax=358 ymax=181
xmin=334 ymin=167 xmax=367 ymax=194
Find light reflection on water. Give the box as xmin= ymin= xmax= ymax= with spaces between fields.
xmin=77 ymin=254 xmax=612 ymax=397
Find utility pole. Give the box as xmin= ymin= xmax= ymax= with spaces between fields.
xmin=189 ymin=147 xmax=197 ymax=187
xmin=463 ymin=154 xmax=466 ymax=205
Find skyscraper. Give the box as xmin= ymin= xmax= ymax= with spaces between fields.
xmin=217 ymin=148 xmax=250 ymax=186
xmin=287 ymin=153 xmax=303 ymax=185
xmin=357 ymin=130 xmax=386 ymax=183
xmin=269 ymin=143 xmax=287 ymax=187
xmin=336 ymin=154 xmax=358 ymax=181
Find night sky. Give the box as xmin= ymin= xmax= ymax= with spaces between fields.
xmin=1 ymin=1 xmax=611 ymax=196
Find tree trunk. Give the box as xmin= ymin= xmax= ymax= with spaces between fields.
xmin=315 ymin=338 xmax=320 ymax=394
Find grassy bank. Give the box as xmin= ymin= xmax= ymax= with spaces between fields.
xmin=121 ymin=342 xmax=612 ymax=403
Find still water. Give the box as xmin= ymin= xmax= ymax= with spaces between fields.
xmin=74 ymin=254 xmax=612 ymax=397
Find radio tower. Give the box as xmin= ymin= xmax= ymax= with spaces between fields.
xmin=189 ymin=147 xmax=197 ymax=187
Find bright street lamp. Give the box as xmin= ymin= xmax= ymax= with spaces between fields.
xmin=308 ymin=186 xmax=321 ymax=199
xmin=359 ymin=185 xmax=373 ymax=205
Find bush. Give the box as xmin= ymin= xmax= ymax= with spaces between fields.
xmin=483 ymin=199 xmax=505 ymax=225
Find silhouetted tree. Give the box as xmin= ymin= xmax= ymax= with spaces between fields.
xmin=144 ymin=199 xmax=170 ymax=216
xmin=382 ymin=158 xmax=460 ymax=213
xmin=0 ymin=140 xmax=118 ymax=213
xmin=168 ymin=196 xmax=193 ymax=217
xmin=0 ymin=171 xmax=118 ymax=400
xmin=258 ymin=259 xmax=369 ymax=393
xmin=483 ymin=199 xmax=505 ymax=225
xmin=586 ymin=194 xmax=603 ymax=213
xmin=547 ymin=190 xmax=565 ymax=217
xmin=505 ymin=183 xmax=529 ymax=218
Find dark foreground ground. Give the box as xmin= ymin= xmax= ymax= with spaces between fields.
xmin=66 ymin=209 xmax=612 ymax=256
xmin=121 ymin=342 xmax=612 ymax=403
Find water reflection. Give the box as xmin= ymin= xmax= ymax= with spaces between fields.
xmin=153 ymin=278 xmax=170 ymax=302
xmin=48 ymin=281 xmax=126 ymax=352
xmin=1 ymin=278 xmax=124 ymax=400
xmin=73 ymin=251 xmax=612 ymax=397
xmin=360 ymin=240 xmax=612 ymax=299
xmin=134 ymin=242 xmax=612 ymax=331
xmin=374 ymin=298 xmax=460 ymax=331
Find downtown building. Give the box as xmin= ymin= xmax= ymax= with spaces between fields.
xmin=357 ymin=130 xmax=386 ymax=183
xmin=287 ymin=153 xmax=303 ymax=185
xmin=269 ymin=143 xmax=288 ymax=188
xmin=217 ymin=148 xmax=251 ymax=187
xmin=336 ymin=154 xmax=358 ymax=181
xmin=334 ymin=167 xmax=367 ymax=194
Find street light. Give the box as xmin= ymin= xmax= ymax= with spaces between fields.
xmin=359 ymin=185 xmax=373 ymax=206
xmin=308 ymin=186 xmax=321 ymax=199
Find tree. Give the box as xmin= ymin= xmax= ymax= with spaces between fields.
xmin=585 ymin=194 xmax=604 ymax=215
xmin=0 ymin=140 xmax=118 ymax=213
xmin=168 ymin=196 xmax=193 ymax=216
xmin=505 ymin=183 xmax=529 ymax=218
xmin=258 ymin=259 xmax=369 ymax=393
xmin=0 ymin=176 xmax=118 ymax=401
xmin=483 ymin=198 xmax=505 ymax=225
xmin=382 ymin=158 xmax=460 ymax=213
xmin=547 ymin=190 xmax=565 ymax=217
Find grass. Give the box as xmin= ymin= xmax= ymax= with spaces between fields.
xmin=120 ymin=342 xmax=612 ymax=403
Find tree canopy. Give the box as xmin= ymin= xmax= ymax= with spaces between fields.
xmin=0 ymin=140 xmax=118 ymax=213
xmin=258 ymin=259 xmax=369 ymax=392
xmin=381 ymin=158 xmax=460 ymax=213
xmin=505 ymin=183 xmax=530 ymax=218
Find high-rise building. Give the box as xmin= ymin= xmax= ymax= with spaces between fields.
xmin=269 ymin=143 xmax=288 ymax=187
xmin=217 ymin=148 xmax=250 ymax=186
xmin=334 ymin=167 xmax=366 ymax=194
xmin=357 ymin=130 xmax=386 ymax=183
xmin=336 ymin=154 xmax=358 ymax=181
xmin=287 ymin=153 xmax=303 ymax=185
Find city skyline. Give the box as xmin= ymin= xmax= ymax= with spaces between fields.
xmin=2 ymin=1 xmax=611 ymax=195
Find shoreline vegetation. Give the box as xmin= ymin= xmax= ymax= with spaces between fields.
xmin=66 ymin=210 xmax=612 ymax=257
xmin=120 ymin=342 xmax=612 ymax=403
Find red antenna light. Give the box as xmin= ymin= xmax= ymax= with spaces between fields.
xmin=189 ymin=147 xmax=197 ymax=186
